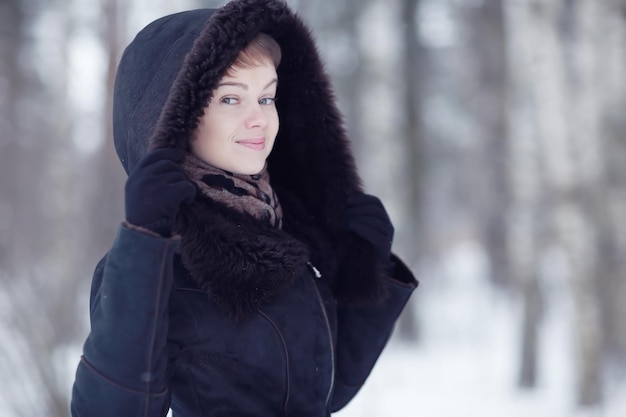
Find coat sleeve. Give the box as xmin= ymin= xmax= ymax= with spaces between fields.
xmin=330 ymin=254 xmax=417 ymax=412
xmin=71 ymin=224 xmax=178 ymax=417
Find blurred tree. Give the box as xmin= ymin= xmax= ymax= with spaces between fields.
xmin=589 ymin=0 xmax=626 ymax=372
xmin=82 ymin=0 xmax=127 ymax=268
xmin=462 ymin=0 xmax=510 ymax=288
xmin=503 ymin=0 xmax=626 ymax=406
xmin=502 ymin=0 xmax=545 ymax=390
xmin=396 ymin=0 xmax=422 ymax=342
xmin=555 ymin=0 xmax=604 ymax=405
xmin=556 ymin=0 xmax=626 ymax=405
xmin=0 ymin=0 xmax=85 ymax=415
xmin=0 ymin=0 xmax=23 ymax=273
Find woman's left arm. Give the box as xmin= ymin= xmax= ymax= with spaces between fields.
xmin=331 ymin=193 xmax=418 ymax=410
xmin=330 ymin=255 xmax=417 ymax=411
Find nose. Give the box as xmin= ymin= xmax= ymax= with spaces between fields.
xmin=244 ymin=103 xmax=269 ymax=129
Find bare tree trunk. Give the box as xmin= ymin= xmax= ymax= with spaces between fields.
xmin=0 ymin=3 xmax=50 ymax=273
xmin=401 ymin=0 xmax=423 ymax=232
xmin=395 ymin=0 xmax=422 ymax=342
xmin=502 ymin=0 xmax=545 ymax=389
xmin=0 ymin=0 xmax=84 ymax=414
xmin=83 ymin=0 xmax=127 ymax=267
xmin=38 ymin=3 xmax=81 ymax=415
xmin=0 ymin=0 xmax=22 ymax=273
xmin=557 ymin=0 xmax=610 ymax=405
xmin=587 ymin=0 xmax=626 ymax=368
xmin=518 ymin=278 xmax=543 ymax=387
xmin=507 ymin=0 xmax=607 ymax=405
xmin=463 ymin=0 xmax=510 ymax=288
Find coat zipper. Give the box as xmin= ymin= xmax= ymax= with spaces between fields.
xmin=307 ymin=262 xmax=335 ymax=411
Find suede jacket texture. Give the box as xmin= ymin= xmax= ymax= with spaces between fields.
xmin=71 ymin=1 xmax=418 ymax=416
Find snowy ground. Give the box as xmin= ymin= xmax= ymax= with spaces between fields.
xmin=336 ymin=241 xmax=626 ymax=417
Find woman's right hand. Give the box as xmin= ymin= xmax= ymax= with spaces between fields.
xmin=125 ymin=147 xmax=196 ymax=236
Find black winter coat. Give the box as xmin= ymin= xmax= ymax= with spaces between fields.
xmin=71 ymin=1 xmax=417 ymax=416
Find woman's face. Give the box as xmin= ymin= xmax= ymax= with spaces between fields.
xmin=191 ymin=59 xmax=279 ymax=175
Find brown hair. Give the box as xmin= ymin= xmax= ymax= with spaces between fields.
xmin=229 ymin=33 xmax=282 ymax=71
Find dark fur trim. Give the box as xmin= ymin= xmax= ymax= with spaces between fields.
xmin=275 ymin=186 xmax=339 ymax=283
xmin=176 ymin=194 xmax=309 ymax=321
xmin=143 ymin=0 xmax=385 ymax=309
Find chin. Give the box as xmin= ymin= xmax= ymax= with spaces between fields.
xmin=234 ymin=163 xmax=265 ymax=176
xmin=245 ymin=167 xmax=264 ymax=176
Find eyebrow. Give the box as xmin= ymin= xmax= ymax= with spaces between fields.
xmin=217 ymin=78 xmax=277 ymax=91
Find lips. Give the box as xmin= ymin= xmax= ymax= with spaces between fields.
xmin=236 ymin=138 xmax=265 ymax=151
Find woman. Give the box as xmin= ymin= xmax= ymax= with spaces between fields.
xmin=71 ymin=0 xmax=417 ymax=416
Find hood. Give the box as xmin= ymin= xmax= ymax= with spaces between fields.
xmin=113 ymin=0 xmax=362 ymax=230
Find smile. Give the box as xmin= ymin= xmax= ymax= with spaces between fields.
xmin=236 ymin=138 xmax=266 ymax=151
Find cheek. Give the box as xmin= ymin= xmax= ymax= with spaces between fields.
xmin=191 ymin=121 xmax=220 ymax=158
xmin=195 ymin=112 xmax=230 ymax=146
xmin=270 ymin=111 xmax=280 ymax=135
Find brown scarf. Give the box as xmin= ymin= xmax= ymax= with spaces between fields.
xmin=181 ymin=154 xmax=283 ymax=229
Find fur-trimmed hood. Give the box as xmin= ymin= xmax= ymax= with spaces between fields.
xmin=114 ymin=0 xmax=360 ymax=211
xmin=113 ymin=0 xmax=387 ymax=318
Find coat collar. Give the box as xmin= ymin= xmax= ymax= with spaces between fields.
xmin=176 ymin=194 xmax=310 ymax=321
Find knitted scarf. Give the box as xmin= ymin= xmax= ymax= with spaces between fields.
xmin=181 ymin=153 xmax=283 ymax=229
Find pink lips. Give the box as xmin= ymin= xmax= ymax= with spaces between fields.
xmin=236 ymin=138 xmax=265 ymax=151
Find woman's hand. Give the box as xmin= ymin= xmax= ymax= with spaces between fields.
xmin=340 ymin=193 xmax=394 ymax=262
xmin=125 ymin=147 xmax=196 ymax=236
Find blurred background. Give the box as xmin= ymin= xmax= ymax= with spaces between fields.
xmin=1 ymin=0 xmax=625 ymax=416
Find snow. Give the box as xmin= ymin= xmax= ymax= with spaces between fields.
xmin=335 ymin=239 xmax=626 ymax=417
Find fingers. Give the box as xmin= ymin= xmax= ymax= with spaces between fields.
xmin=345 ymin=215 xmax=393 ymax=236
xmin=145 ymin=147 xmax=186 ymax=163
xmin=132 ymin=147 xmax=186 ymax=173
xmin=341 ymin=192 xmax=395 ymax=260
xmin=138 ymin=170 xmax=196 ymax=202
xmin=345 ymin=194 xmax=390 ymax=218
xmin=124 ymin=148 xmax=196 ymax=236
xmin=342 ymin=193 xmax=393 ymax=233
xmin=171 ymin=178 xmax=197 ymax=204
xmin=345 ymin=193 xmax=383 ymax=208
